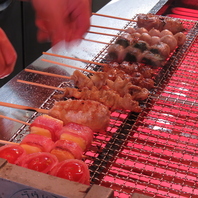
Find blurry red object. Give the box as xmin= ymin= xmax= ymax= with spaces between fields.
xmin=49 ymin=159 xmax=90 ymax=185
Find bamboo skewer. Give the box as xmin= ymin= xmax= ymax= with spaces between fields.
xmin=82 ymin=38 xmax=109 ymax=45
xmin=0 ymin=114 xmax=31 ymax=126
xmin=91 ymin=24 xmax=125 ymax=32
xmin=0 ymin=101 xmax=48 ymax=114
xmin=92 ymin=12 xmax=137 ymax=22
xmin=17 ymin=79 xmax=65 ymax=92
xmin=0 ymin=139 xmax=19 ymax=145
xmin=42 ymin=52 xmax=108 ymax=67
xmin=87 ymin=30 xmax=119 ymax=37
xmin=41 ymin=59 xmax=97 ymax=74
xmin=24 ymin=69 xmax=71 ymax=80
xmin=25 ymin=69 xmax=72 ymax=80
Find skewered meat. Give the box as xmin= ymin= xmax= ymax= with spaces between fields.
xmin=125 ymin=27 xmax=136 ymax=34
xmin=142 ymin=50 xmax=165 ymax=67
xmin=20 ymin=134 xmax=55 ymax=154
xmin=106 ymin=76 xmax=149 ymax=99
xmin=160 ymin=35 xmax=177 ymax=52
xmin=136 ymin=27 xmax=148 ymax=34
xmin=150 ymin=42 xmax=170 ymax=59
xmin=150 ymin=36 xmax=160 ymax=45
xmin=56 ymin=122 xmax=93 ymax=151
xmin=105 ymin=61 xmax=155 ymax=89
xmin=115 ymin=33 xmax=135 ymax=48
xmin=48 ymin=99 xmax=111 ymax=132
xmin=107 ymin=44 xmax=125 ymax=63
xmin=70 ymin=69 xmax=150 ymax=100
xmin=139 ymin=33 xmax=152 ymax=45
xmin=133 ymin=40 xmax=149 ymax=52
xmin=50 ymin=139 xmax=83 ymax=161
xmin=71 ymin=70 xmax=94 ymax=90
xmin=30 ymin=114 xmax=63 ymax=141
xmin=163 ymin=18 xmax=185 ymax=34
xmin=149 ymin=28 xmax=161 ymax=37
xmin=137 ymin=13 xmax=185 ymax=34
xmin=62 ymin=87 xmax=142 ymax=112
xmin=160 ymin=29 xmax=173 ymax=37
xmin=174 ymin=32 xmax=186 ymax=46
xmin=137 ymin=13 xmax=163 ymax=31
xmin=122 ymin=46 xmax=143 ymax=62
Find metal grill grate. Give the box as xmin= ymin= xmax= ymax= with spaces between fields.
xmin=13 ymin=16 xmax=198 ymax=198
xmin=84 ymin=19 xmax=198 ymax=197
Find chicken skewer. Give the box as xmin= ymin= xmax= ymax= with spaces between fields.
xmin=24 ymin=67 xmax=151 ymax=101
xmin=17 ymin=79 xmax=142 ymax=112
xmin=92 ymin=13 xmax=185 ymax=34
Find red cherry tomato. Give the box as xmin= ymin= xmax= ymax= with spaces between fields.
xmin=56 ymin=161 xmax=84 ymax=181
xmin=0 ymin=145 xmax=26 ymax=164
xmin=50 ymin=159 xmax=90 ymax=185
xmin=18 ymin=152 xmax=58 ymax=173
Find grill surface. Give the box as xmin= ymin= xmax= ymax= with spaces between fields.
xmin=12 ymin=16 xmax=198 ymax=198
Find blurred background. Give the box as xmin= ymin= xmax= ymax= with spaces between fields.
xmin=0 ymin=0 xmax=111 ymax=87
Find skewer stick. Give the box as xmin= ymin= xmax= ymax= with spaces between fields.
xmin=42 ymin=58 xmax=97 ymax=74
xmin=0 ymin=140 xmax=19 ymax=145
xmin=91 ymin=24 xmax=125 ymax=32
xmin=0 ymin=114 xmax=31 ymax=126
xmin=17 ymin=79 xmax=65 ymax=92
xmin=24 ymin=69 xmax=71 ymax=80
xmin=82 ymin=38 xmax=109 ymax=45
xmin=87 ymin=30 xmax=119 ymax=37
xmin=92 ymin=12 xmax=137 ymax=22
xmin=43 ymin=52 xmax=108 ymax=67
xmin=0 ymin=101 xmax=48 ymax=114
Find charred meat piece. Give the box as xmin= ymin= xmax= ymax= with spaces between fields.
xmin=150 ymin=42 xmax=170 ymax=59
xmin=115 ymin=33 xmax=134 ymax=48
xmin=163 ymin=18 xmax=185 ymax=34
xmin=122 ymin=46 xmax=143 ymax=63
xmin=107 ymin=44 xmax=125 ymax=63
xmin=137 ymin=13 xmax=163 ymax=31
xmin=133 ymin=40 xmax=149 ymax=52
xmin=61 ymin=87 xmax=142 ymax=112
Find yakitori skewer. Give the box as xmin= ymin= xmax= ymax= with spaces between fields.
xmin=42 ymin=52 xmax=108 ymax=67
xmin=92 ymin=12 xmax=137 ymax=22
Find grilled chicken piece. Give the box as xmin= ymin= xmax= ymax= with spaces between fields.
xmin=48 ymin=99 xmax=110 ymax=132
xmin=62 ymin=87 xmax=142 ymax=112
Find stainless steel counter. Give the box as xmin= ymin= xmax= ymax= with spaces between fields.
xmin=0 ymin=0 xmax=164 ymax=140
